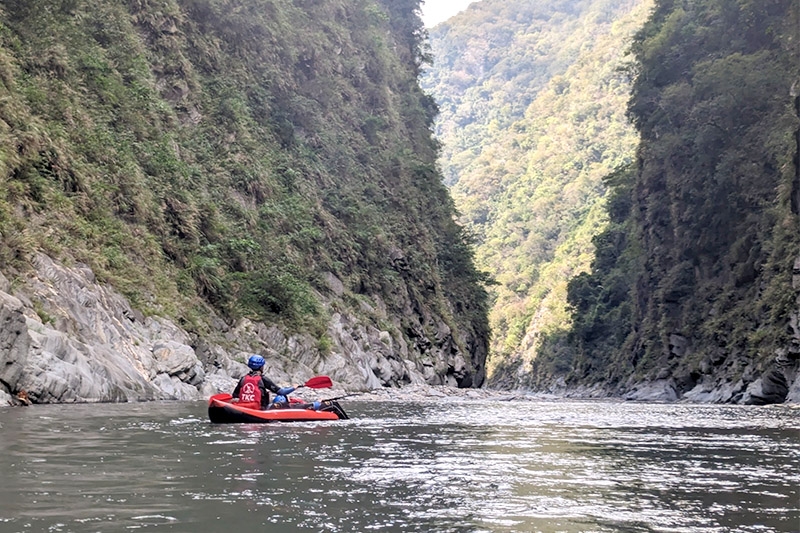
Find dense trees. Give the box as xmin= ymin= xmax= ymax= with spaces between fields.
xmin=426 ymin=0 xmax=798 ymax=400
xmin=558 ymin=0 xmax=800 ymax=398
xmin=423 ymin=0 xmax=651 ymax=380
xmin=0 ymin=0 xmax=489 ymax=379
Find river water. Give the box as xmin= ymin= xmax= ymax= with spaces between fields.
xmin=0 ymin=399 xmax=797 ymax=533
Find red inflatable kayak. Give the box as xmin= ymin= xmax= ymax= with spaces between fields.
xmin=207 ymin=393 xmax=349 ymax=423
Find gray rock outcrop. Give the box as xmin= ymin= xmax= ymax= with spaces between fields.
xmin=0 ymin=254 xmax=478 ymax=405
xmin=0 ymin=255 xmax=207 ymax=403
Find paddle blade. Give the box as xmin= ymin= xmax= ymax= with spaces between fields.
xmin=304 ymin=376 xmax=333 ymax=389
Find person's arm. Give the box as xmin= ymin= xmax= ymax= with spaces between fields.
xmin=261 ymin=377 xmax=296 ymax=396
xmin=262 ymin=376 xmax=281 ymax=395
xmin=276 ymin=386 xmax=296 ymax=396
xmin=258 ymin=377 xmax=274 ymax=409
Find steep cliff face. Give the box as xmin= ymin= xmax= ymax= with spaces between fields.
xmin=423 ymin=0 xmax=799 ymax=404
xmin=0 ymin=0 xmax=489 ymax=404
xmin=544 ymin=0 xmax=800 ymax=403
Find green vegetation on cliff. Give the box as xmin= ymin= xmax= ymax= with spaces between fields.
xmin=553 ymin=0 xmax=800 ymax=399
xmin=422 ymin=0 xmax=652 ymax=381
xmin=0 ymin=0 xmax=489 ymax=382
xmin=425 ymin=0 xmax=798 ymax=401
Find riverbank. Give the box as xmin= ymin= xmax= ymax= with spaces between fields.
xmin=311 ymin=382 xmax=800 ymax=405
xmin=316 ymin=384 xmax=525 ymax=403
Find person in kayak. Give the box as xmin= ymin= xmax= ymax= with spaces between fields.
xmin=269 ymin=394 xmax=322 ymax=411
xmin=232 ymin=354 xmax=298 ymax=410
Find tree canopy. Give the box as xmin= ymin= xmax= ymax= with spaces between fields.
xmin=0 ymin=0 xmax=489 ymax=383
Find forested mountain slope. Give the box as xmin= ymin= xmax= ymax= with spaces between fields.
xmin=422 ymin=0 xmax=652 ymax=378
xmin=0 ymin=0 xmax=489 ymax=404
xmin=426 ymin=0 xmax=799 ymax=404
xmin=555 ymin=0 xmax=800 ymax=403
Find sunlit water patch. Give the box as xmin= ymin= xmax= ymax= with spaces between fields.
xmin=0 ymin=400 xmax=797 ymax=532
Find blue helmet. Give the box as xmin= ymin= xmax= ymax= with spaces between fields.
xmin=273 ymin=395 xmax=288 ymax=404
xmin=247 ymin=354 xmax=265 ymax=370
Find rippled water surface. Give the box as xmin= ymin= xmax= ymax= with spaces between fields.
xmin=0 ymin=399 xmax=797 ymax=532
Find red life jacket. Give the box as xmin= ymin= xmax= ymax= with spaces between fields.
xmin=236 ymin=374 xmax=262 ymax=410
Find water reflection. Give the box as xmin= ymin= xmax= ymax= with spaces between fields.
xmin=0 ymin=400 xmax=797 ymax=532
